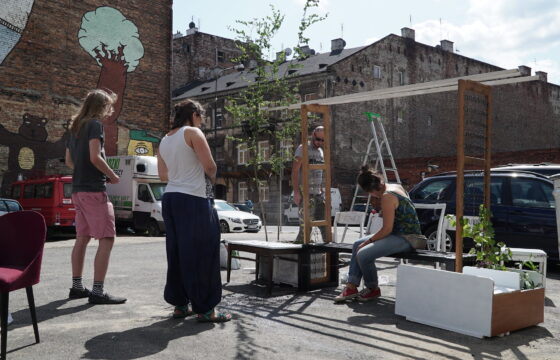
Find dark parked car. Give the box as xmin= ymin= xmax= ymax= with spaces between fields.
xmin=409 ymin=170 xmax=559 ymax=262
xmin=0 ymin=198 xmax=23 ymax=216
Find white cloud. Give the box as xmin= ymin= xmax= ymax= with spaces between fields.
xmin=414 ymin=0 xmax=560 ymax=84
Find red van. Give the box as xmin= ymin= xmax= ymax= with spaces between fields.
xmin=10 ymin=175 xmax=75 ymax=232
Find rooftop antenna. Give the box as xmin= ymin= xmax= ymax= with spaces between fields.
xmin=320 ymin=42 xmax=323 ymax=51
xmin=198 ymin=18 xmax=201 ymax=30
xmin=439 ymin=18 xmax=442 ymax=40
xmin=409 ymin=14 xmax=412 ymax=25
xmin=341 ymin=24 xmax=344 ymax=38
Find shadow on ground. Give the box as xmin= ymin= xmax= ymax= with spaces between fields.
xmin=82 ymin=317 xmax=214 ymax=360
xmin=222 ymin=281 xmax=554 ymax=360
xmin=9 ymin=298 xmax=92 ymax=331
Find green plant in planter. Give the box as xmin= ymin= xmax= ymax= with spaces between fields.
xmin=447 ymin=205 xmax=542 ymax=290
xmin=517 ymin=259 xmax=541 ymax=289
xmin=446 ymin=204 xmax=512 ymax=270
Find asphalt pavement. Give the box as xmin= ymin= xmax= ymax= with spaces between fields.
xmin=3 ymin=226 xmax=560 ymax=359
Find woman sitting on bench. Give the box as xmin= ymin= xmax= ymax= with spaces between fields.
xmin=335 ymin=166 xmax=423 ymax=303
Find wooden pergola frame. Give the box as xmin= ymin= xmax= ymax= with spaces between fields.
xmin=294 ymin=69 xmax=532 ymax=250
xmin=455 ymin=79 xmax=492 ymax=272
xmin=300 ymin=104 xmax=332 ymax=244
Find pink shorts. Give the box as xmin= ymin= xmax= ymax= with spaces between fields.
xmin=72 ymin=192 xmax=116 ymax=239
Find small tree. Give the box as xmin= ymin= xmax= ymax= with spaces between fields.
xmin=226 ymin=1 xmax=326 ymax=240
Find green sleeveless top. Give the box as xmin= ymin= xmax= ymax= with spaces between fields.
xmin=387 ymin=191 xmax=421 ymax=235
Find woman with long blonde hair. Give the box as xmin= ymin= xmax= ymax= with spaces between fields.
xmin=69 ymin=89 xmax=117 ymax=136
xmin=65 ymin=89 xmax=126 ymax=305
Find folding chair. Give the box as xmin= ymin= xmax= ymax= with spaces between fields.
xmin=332 ymin=211 xmax=365 ymax=243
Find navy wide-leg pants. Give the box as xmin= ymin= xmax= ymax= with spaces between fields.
xmin=162 ymin=192 xmax=222 ymax=314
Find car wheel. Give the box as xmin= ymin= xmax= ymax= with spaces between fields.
xmin=220 ymin=220 xmax=230 ymax=233
xmin=425 ymin=225 xmax=453 ymax=252
xmin=147 ymin=219 xmax=161 ymax=237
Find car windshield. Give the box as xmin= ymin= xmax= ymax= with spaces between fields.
xmin=411 ymin=179 xmax=453 ymax=201
xmin=149 ymin=183 xmax=166 ymax=201
xmin=63 ymin=183 xmax=73 ymax=198
xmin=215 ymin=201 xmax=238 ymax=212
xmin=235 ymin=204 xmax=250 ymax=211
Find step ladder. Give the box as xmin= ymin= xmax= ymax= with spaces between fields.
xmin=339 ymin=112 xmax=401 ymax=243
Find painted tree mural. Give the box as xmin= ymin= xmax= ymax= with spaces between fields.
xmin=78 ymin=7 xmax=144 ymax=155
xmin=0 ymin=0 xmax=35 ymax=64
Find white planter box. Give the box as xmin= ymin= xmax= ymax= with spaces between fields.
xmin=395 ymin=265 xmax=545 ymax=338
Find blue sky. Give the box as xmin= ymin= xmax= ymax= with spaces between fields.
xmin=173 ymin=0 xmax=560 ymax=85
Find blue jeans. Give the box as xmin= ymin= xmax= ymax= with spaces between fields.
xmin=347 ymin=234 xmax=412 ymax=288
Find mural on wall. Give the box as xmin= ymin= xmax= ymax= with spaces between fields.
xmin=0 ymin=0 xmax=35 ymax=65
xmin=0 ymin=111 xmax=69 ymax=189
xmin=78 ymin=6 xmax=145 ymax=156
xmin=128 ymin=129 xmax=160 ymax=156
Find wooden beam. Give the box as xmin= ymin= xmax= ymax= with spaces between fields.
xmin=267 ymin=72 xmax=537 ymax=110
xmin=464 ymin=156 xmax=486 ymax=167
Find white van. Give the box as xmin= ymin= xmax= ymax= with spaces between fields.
xmin=283 ymin=188 xmax=342 ymax=224
xmin=106 ymin=156 xmax=166 ymax=236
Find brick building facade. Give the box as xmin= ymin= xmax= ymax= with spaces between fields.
xmin=172 ymin=23 xmax=242 ymax=94
xmin=0 ymin=0 xmax=172 ymax=194
xmin=173 ymin=28 xmax=560 ymax=222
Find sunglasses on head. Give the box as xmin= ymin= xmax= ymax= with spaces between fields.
xmin=314 ymin=137 xmax=324 ymax=142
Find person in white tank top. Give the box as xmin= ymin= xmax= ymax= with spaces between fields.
xmin=157 ymin=99 xmax=232 ymax=323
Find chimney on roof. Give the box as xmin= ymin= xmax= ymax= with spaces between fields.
xmin=275 ymin=48 xmax=292 ymax=62
xmin=300 ymin=45 xmax=315 ymax=56
xmin=518 ymin=65 xmax=532 ymax=76
xmin=440 ymin=40 xmax=453 ymax=52
xmin=187 ymin=21 xmax=198 ymax=35
xmin=536 ymin=71 xmax=547 ymax=82
xmin=401 ymin=27 xmax=415 ymax=41
xmin=173 ymin=31 xmax=183 ymax=39
xmin=331 ymin=38 xmax=346 ymax=52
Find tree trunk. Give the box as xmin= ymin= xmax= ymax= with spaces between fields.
xmin=255 ymin=167 xmax=269 ymax=241
xmin=95 ymin=44 xmax=128 ymax=156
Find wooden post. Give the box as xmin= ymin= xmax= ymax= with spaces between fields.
xmin=455 ymin=79 xmax=492 ymax=272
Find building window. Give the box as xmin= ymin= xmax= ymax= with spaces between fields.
xmin=217 ymin=51 xmax=225 ymax=63
xmin=398 ymin=71 xmax=405 ymax=86
xmin=259 ymin=181 xmax=269 ymax=202
xmin=397 ymin=110 xmax=404 ymax=123
xmin=280 ymin=139 xmax=293 ymax=161
xmin=238 ymin=143 xmax=248 ymax=165
xmin=304 ymin=93 xmax=318 ymax=102
xmin=214 ymin=108 xmax=223 ymax=128
xmin=373 ymin=65 xmax=382 ymax=79
xmin=258 ymin=140 xmax=270 ymax=162
xmin=216 ymin=146 xmax=224 ymax=161
xmin=238 ymin=182 xmax=248 ymax=202
xmin=427 ymin=115 xmax=433 ymax=127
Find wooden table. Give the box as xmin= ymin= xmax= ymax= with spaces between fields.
xmin=226 ymin=240 xmax=303 ymax=295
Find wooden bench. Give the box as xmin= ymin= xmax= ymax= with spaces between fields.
xmin=226 ymin=241 xmax=477 ymax=295
xmin=313 ymin=243 xmax=477 ymax=271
